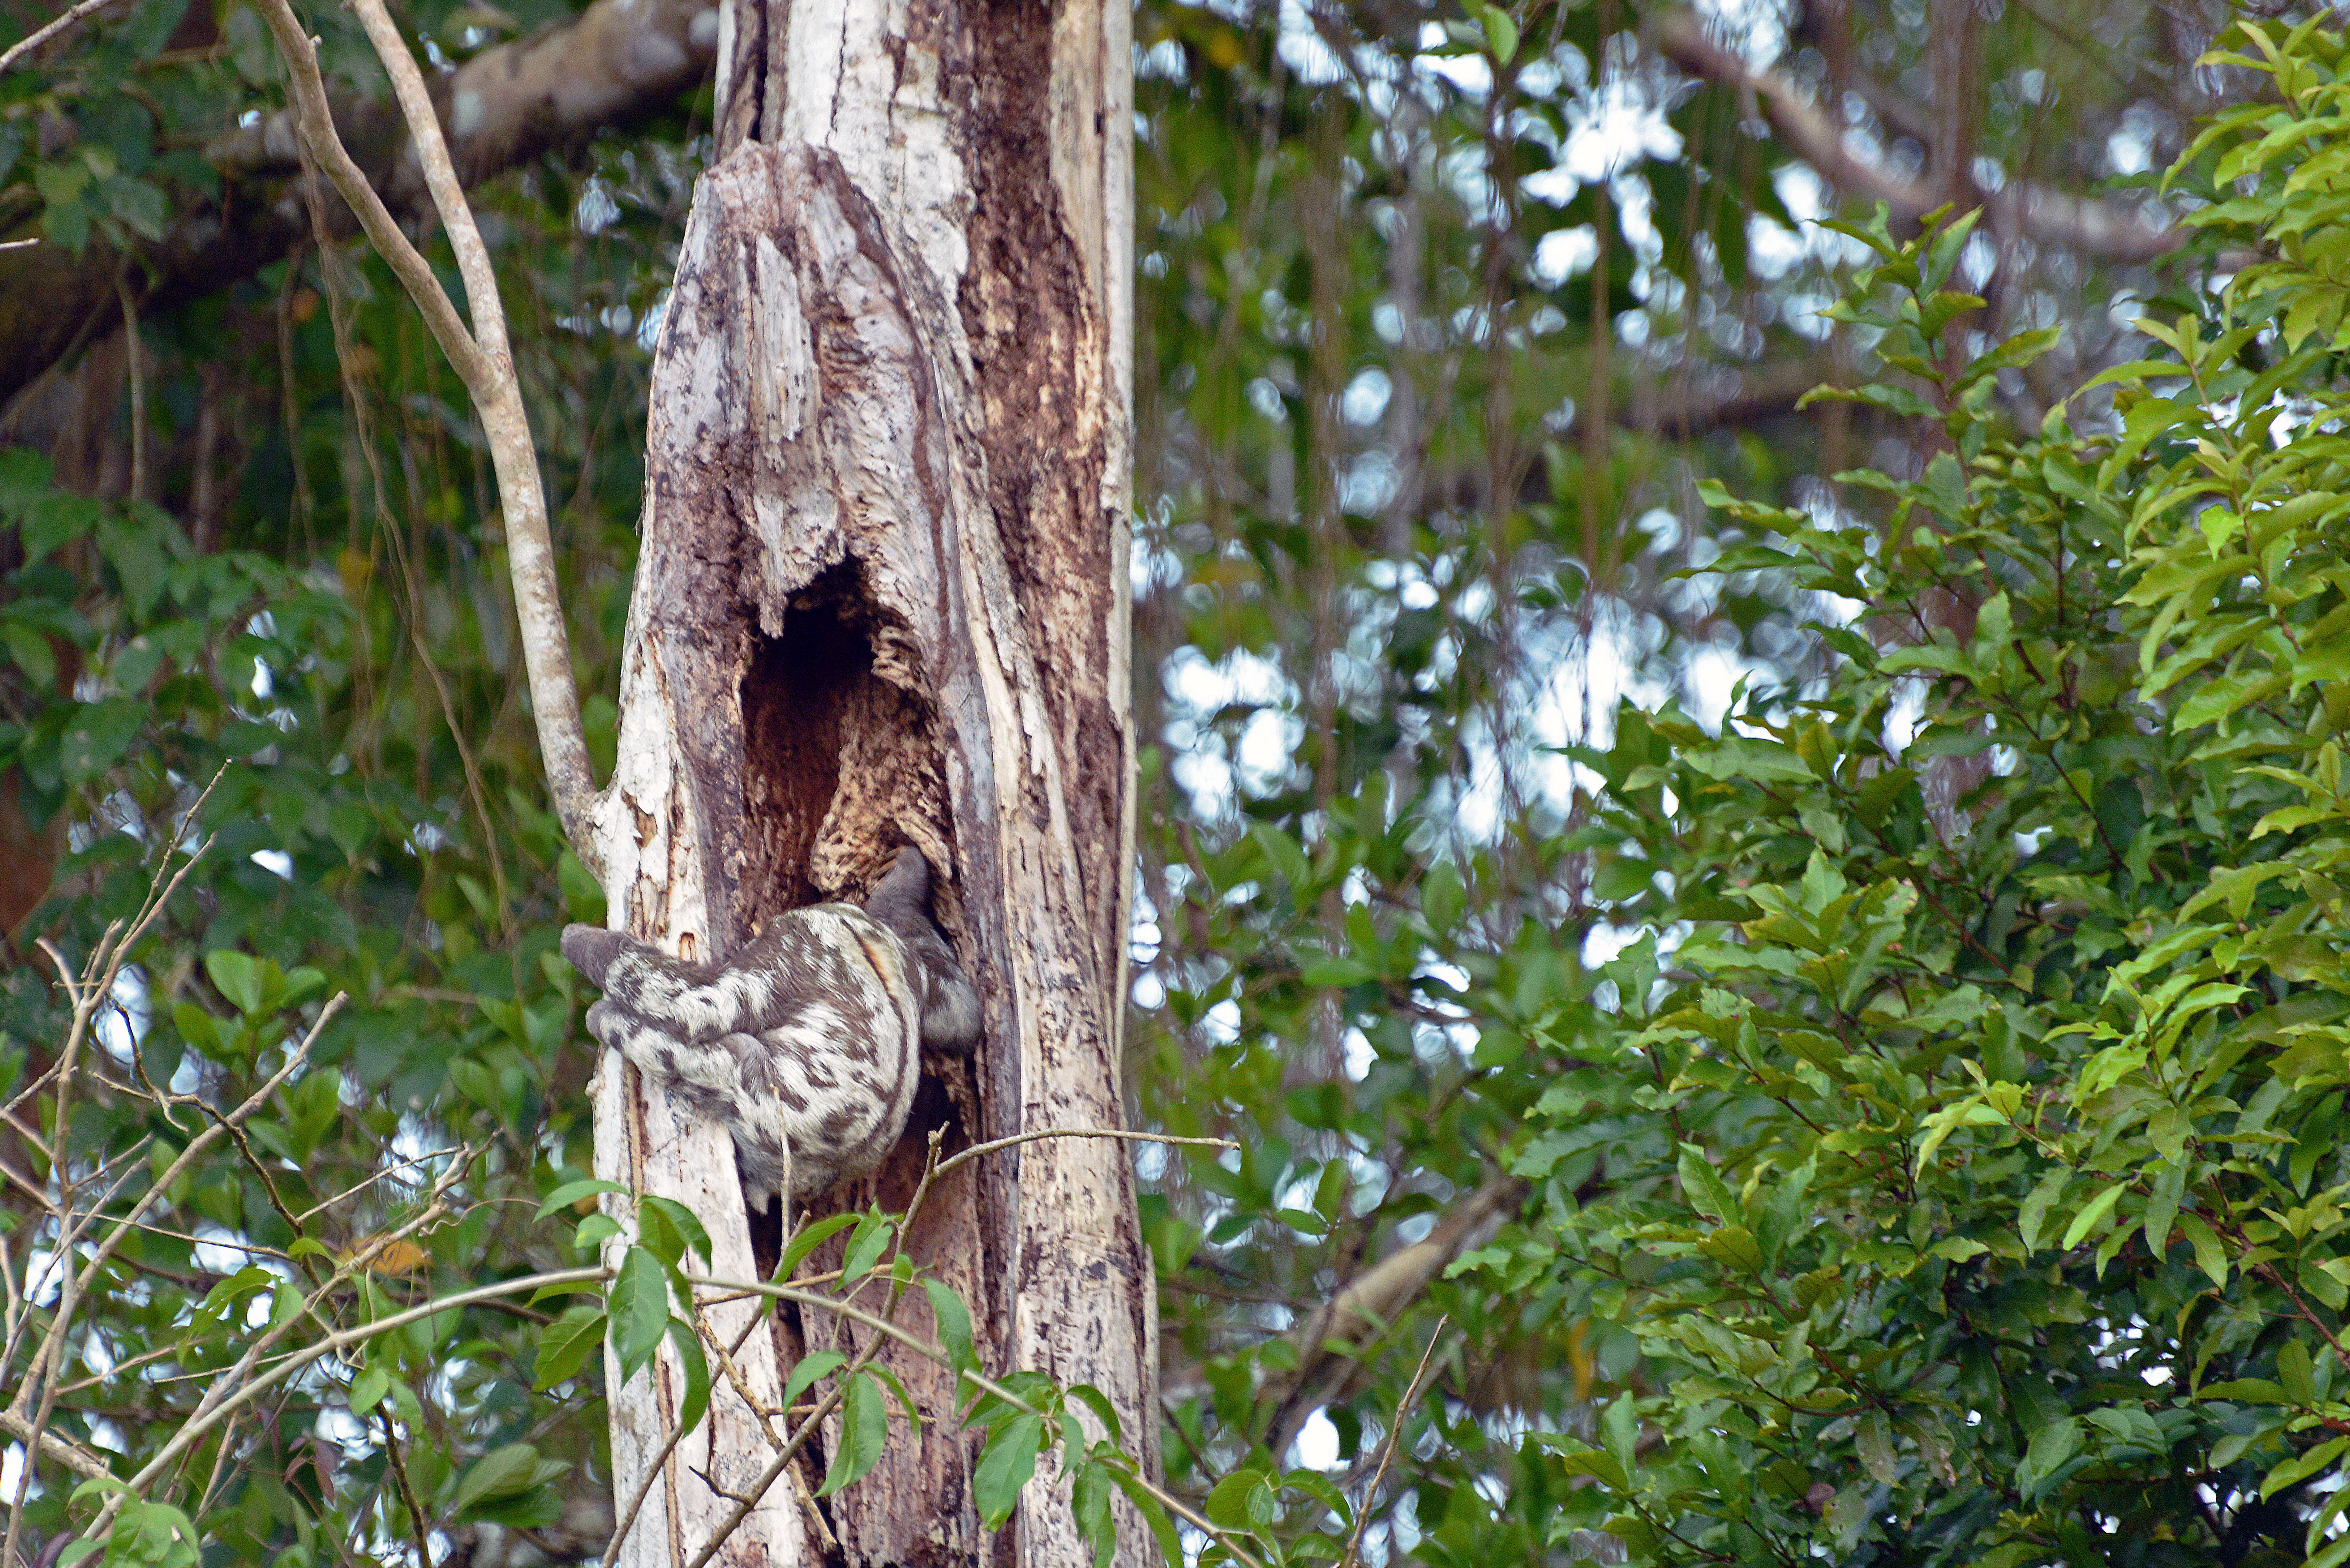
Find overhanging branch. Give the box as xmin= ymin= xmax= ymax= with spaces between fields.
xmin=1652 ymin=10 xmax=2186 ymax=265
xmin=0 ymin=0 xmax=718 ymax=411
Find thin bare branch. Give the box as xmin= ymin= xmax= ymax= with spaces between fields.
xmin=928 ymin=1126 xmax=1239 ymax=1185
xmin=0 ymin=0 xmax=123 ymax=74
xmin=97 ymin=1264 xmax=609 ymax=1529
xmin=0 ymin=1406 xmax=114 ymax=1481
xmin=337 ymin=0 xmax=602 ymax=871
xmin=1338 ymin=1316 xmax=1448 ymax=1568
xmin=250 ymin=0 xmax=602 ymax=869
xmin=245 ymin=0 xmax=488 ymax=383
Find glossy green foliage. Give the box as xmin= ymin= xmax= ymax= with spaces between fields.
xmin=1126 ymin=3 xmax=2254 ymax=1564
xmin=1456 ymin=37 xmax=2350 ymax=1561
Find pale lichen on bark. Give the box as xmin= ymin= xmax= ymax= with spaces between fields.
xmin=588 ymin=3 xmax=1146 ymax=1563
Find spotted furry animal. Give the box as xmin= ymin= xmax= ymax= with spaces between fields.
xmin=561 ymin=848 xmax=980 ymax=1203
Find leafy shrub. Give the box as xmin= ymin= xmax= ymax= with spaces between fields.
xmin=1471 ymin=19 xmax=2350 ymax=1564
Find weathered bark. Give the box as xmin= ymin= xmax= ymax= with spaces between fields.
xmin=588 ymin=3 xmax=1143 ymax=1564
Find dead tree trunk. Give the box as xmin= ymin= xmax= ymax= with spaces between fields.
xmin=585 ymin=3 xmax=1145 ymax=1564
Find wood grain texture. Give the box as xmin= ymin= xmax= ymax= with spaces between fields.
xmin=589 ymin=1 xmax=1145 ymax=1561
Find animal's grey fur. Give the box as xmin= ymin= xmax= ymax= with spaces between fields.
xmin=562 ymin=848 xmax=980 ymax=1202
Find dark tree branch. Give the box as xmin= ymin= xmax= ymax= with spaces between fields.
xmin=0 ymin=0 xmax=718 ymax=411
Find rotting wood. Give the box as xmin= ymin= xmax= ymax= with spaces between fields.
xmin=590 ymin=2 xmax=1146 ymax=1563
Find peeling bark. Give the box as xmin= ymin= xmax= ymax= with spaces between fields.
xmin=589 ymin=4 xmax=1143 ymax=1564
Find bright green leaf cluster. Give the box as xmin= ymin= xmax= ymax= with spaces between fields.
xmin=1485 ymin=26 xmax=2350 ymax=1561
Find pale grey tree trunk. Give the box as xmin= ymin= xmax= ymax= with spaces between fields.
xmin=586 ymin=3 xmax=1146 ymax=1565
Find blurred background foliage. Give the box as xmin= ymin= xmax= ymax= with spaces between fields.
xmin=0 ymin=0 xmax=2298 ymax=1558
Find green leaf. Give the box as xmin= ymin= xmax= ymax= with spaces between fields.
xmin=2059 ymin=1181 xmax=2127 ymax=1251
xmin=840 ymin=1211 xmax=896 ymax=1286
xmin=1550 ymin=1441 xmax=1630 ymax=1490
xmin=1601 ymin=1393 xmax=1639 ymax=1478
xmin=974 ymin=1410 xmax=1046 ymax=1527
xmin=779 ymin=1212 xmax=861 ymax=1278
xmin=922 ymin=1278 xmax=978 ymax=1373
xmin=2143 ymin=1161 xmax=2186 ymax=1256
xmin=1677 ymin=1144 xmax=1736 ymax=1223
xmin=203 ymin=950 xmax=265 ymax=1016
xmin=2020 ymin=1417 xmax=2081 ymax=1498
xmin=817 ymin=1371 xmax=889 ymax=1496
xmin=1474 ymin=1 xmax=1518 ymax=60
xmin=2178 ymin=1212 xmax=2231 ymax=1287
xmin=1248 ymin=822 xmax=1311 ymax=888
xmin=2262 ymin=1435 xmax=2347 ymax=1499
xmin=2280 ymin=1338 xmax=2316 ymax=1406
xmin=610 ymin=1247 xmax=671 ymax=1382
xmin=1071 ymin=1457 xmax=1118 ymax=1568
xmin=1857 ymin=1410 xmax=1899 ymax=1485
xmin=532 ymin=1306 xmax=606 ymax=1390
xmin=349 ymin=1364 xmax=389 ymax=1417
xmin=639 ymin=1194 xmax=713 ymax=1269
xmin=782 ymin=1350 xmax=847 ymax=1407
xmin=2 ymin=623 xmax=54 ymax=687
xmin=58 ymin=697 xmax=145 ymax=782
xmin=1204 ymin=1467 xmax=1276 ymax=1532
xmin=450 ymin=1443 xmax=546 ymax=1517
xmin=1066 ymin=1383 xmax=1124 ymax=1446
xmin=20 ymin=490 xmax=100 ymax=564
xmin=572 ymin=1213 xmax=622 ymax=1256
xmin=1421 ymin=861 xmax=1465 ymax=932
xmin=534 ymin=1178 xmax=628 ymax=1221
xmin=667 ymin=1316 xmax=712 ymax=1433
xmin=1697 ymin=1224 xmax=1764 ymax=1274
xmin=1681 ymin=737 xmax=1817 ymax=783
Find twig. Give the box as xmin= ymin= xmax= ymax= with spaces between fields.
xmin=0 ymin=0 xmax=123 ymax=74
xmin=251 ymin=0 xmax=601 ymax=869
xmin=0 ymin=1406 xmax=113 ymax=1481
xmin=93 ymin=1264 xmax=609 ymax=1532
xmin=929 ymin=1127 xmax=1239 ymax=1185
xmin=6 ymin=817 xmax=220 ymax=1127
xmin=294 ymin=1144 xmax=464 ymax=1223
xmin=0 ymin=984 xmax=331 ymax=1534
xmin=377 ymin=1406 xmax=438 ymax=1567
xmin=687 ymin=1275 xmax=1269 ymax=1568
xmin=1 ymin=1150 xmax=145 ymax=1564
xmin=602 ymin=1414 xmax=696 ymax=1564
xmin=1338 ymin=1315 xmax=1448 ymax=1568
